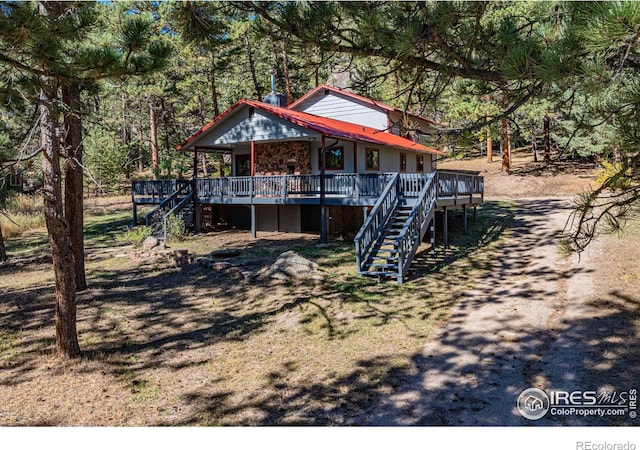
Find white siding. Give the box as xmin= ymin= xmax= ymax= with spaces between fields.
xmin=197 ymin=108 xmax=315 ymax=146
xmin=294 ymin=92 xmax=388 ymax=131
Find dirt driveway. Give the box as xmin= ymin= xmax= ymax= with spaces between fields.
xmin=354 ymin=196 xmax=640 ymax=425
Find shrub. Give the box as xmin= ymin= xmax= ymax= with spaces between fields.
xmin=164 ymin=213 xmax=185 ymax=242
xmin=595 ymin=160 xmax=631 ymax=191
xmin=117 ymin=225 xmax=152 ymax=248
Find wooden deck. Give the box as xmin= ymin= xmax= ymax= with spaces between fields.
xmin=131 ymin=172 xmax=483 ymax=209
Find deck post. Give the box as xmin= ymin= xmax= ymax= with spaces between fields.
xmin=132 ymin=202 xmax=137 ymax=227
xmin=443 ymin=206 xmax=448 ymax=248
xmin=251 ymin=204 xmax=256 ymax=238
xmin=320 ymin=136 xmax=327 ymax=243
xmin=463 ymin=204 xmax=468 ymax=234
xmin=193 ymin=150 xmax=200 ymax=233
xmin=473 ymin=205 xmax=477 ymax=223
xmin=430 ymin=217 xmax=436 ymax=257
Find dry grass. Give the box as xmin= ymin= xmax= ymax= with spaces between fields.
xmin=0 ymin=196 xmax=509 ymax=425
xmin=1 ymin=193 xmax=45 ymax=238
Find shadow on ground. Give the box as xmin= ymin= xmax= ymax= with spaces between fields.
xmin=1 ymin=199 xmax=637 ymax=425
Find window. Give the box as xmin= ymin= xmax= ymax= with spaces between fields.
xmin=400 ymin=153 xmax=407 ymax=172
xmin=416 ymin=155 xmax=424 ymax=172
xmin=324 ymin=147 xmax=344 ymax=170
xmin=365 ymin=148 xmax=380 ymax=171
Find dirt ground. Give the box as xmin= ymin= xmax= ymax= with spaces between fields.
xmin=1 ymin=150 xmax=638 ymax=426
xmin=356 ymin=149 xmax=639 ymax=426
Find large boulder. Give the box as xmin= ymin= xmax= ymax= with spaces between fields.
xmin=262 ymin=250 xmax=322 ymax=281
xmin=142 ymin=236 xmax=159 ymax=251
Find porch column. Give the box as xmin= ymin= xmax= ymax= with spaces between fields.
xmin=250 ymin=140 xmax=255 ymax=176
xmin=443 ymin=206 xmax=448 ymax=248
xmin=194 ymin=149 xmax=200 ymax=233
xmin=320 ymin=136 xmax=327 ymax=244
xmin=251 ymin=140 xmax=256 ymax=238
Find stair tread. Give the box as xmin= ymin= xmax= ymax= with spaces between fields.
xmin=360 ymin=271 xmax=400 ymax=277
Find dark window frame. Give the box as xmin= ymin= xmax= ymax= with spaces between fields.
xmin=324 ymin=146 xmax=344 ymax=171
xmin=400 ymin=152 xmax=407 ymax=172
xmin=365 ymin=147 xmax=380 ymax=171
xmin=416 ymin=155 xmax=424 ymax=172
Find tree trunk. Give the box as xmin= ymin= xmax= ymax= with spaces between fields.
xmin=486 ymin=113 xmax=492 ymax=162
xmin=532 ymin=126 xmax=538 ymax=163
xmin=501 ymin=117 xmax=511 ymax=174
xmin=62 ymin=83 xmax=86 ymax=292
xmin=282 ymin=41 xmax=292 ymax=105
xmin=149 ymin=96 xmax=160 ymax=179
xmin=40 ymin=84 xmax=81 ymax=359
xmin=137 ymin=126 xmax=144 ymax=173
xmin=202 ymin=153 xmax=208 ymax=177
xmin=0 ymin=219 xmax=7 ymax=262
xmin=543 ymin=115 xmax=551 ymax=163
xmin=209 ymin=51 xmax=220 ymax=117
xmin=244 ymin=30 xmax=262 ymax=102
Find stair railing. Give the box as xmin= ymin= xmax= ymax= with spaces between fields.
xmin=161 ymin=190 xmax=195 ymax=241
xmin=354 ymin=173 xmax=401 ymax=274
xmin=145 ymin=180 xmax=193 ymax=238
xmin=395 ymin=172 xmax=438 ymax=283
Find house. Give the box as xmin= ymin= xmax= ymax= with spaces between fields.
xmin=131 ymin=84 xmax=484 ymax=283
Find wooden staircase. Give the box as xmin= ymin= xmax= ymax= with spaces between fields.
xmin=145 ymin=179 xmax=195 ymax=240
xmin=355 ymin=173 xmax=438 ymax=284
xmin=360 ymin=200 xmax=414 ymax=278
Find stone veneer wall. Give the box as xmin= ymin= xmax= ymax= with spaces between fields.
xmin=254 ymin=141 xmax=311 ymax=175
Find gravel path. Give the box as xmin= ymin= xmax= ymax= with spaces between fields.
xmin=353 ymin=197 xmax=640 ymax=426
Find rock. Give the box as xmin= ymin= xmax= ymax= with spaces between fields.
xmin=173 ymin=249 xmax=190 ymax=265
xmin=262 ymin=250 xmax=321 ymax=281
xmin=310 ymin=274 xmax=326 ymax=283
xmin=142 ymin=236 xmax=159 ymax=251
xmin=198 ymin=257 xmax=215 ymax=267
xmin=315 ymin=243 xmax=329 ymax=249
xmin=213 ymin=261 xmax=232 ymax=271
xmin=209 ymin=249 xmax=241 ymax=258
xmin=240 ymin=271 xmax=253 ymax=282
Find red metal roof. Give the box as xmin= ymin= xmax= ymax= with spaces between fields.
xmin=288 ymin=84 xmax=444 ymax=127
xmin=177 ymin=99 xmax=444 ymax=155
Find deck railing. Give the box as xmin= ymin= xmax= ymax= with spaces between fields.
xmin=195 ymin=173 xmax=398 ymax=200
xmin=133 ymin=171 xmax=484 ymax=205
xmin=436 ymin=171 xmax=484 ymax=201
xmin=132 ymin=179 xmax=190 ymax=203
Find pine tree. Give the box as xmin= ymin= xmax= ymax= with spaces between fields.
xmin=0 ymin=1 xmax=171 ymax=358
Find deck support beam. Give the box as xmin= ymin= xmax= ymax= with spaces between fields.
xmin=251 ymin=204 xmax=256 ymax=238
xmin=132 ymin=202 xmax=137 ymax=227
xmin=473 ymin=205 xmax=477 ymax=223
xmin=320 ymin=205 xmax=328 ymax=243
xmin=463 ymin=204 xmax=468 ymax=234
xmin=443 ymin=206 xmax=448 ymax=248
xmin=430 ymin=217 xmax=436 ymax=257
